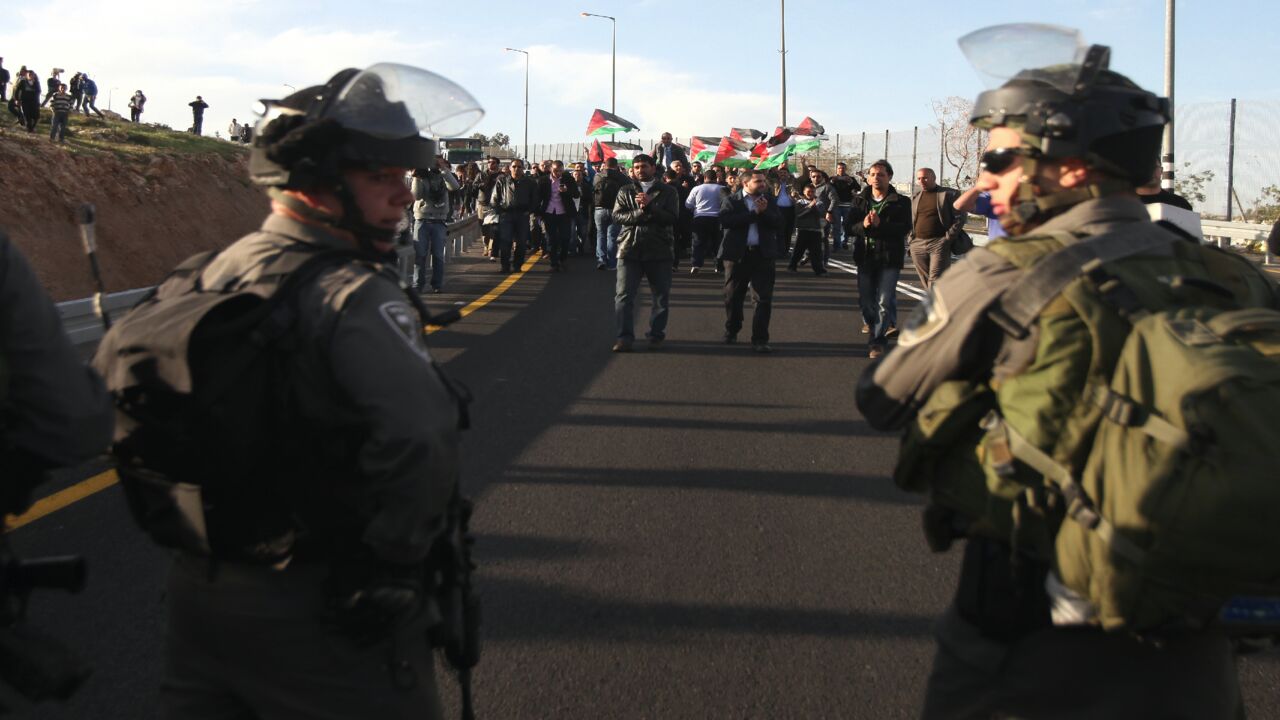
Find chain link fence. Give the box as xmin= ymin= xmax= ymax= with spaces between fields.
xmin=490 ymin=101 xmax=1279 ymax=221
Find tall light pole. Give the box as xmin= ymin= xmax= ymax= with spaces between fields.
xmin=580 ymin=12 xmax=616 ymax=113
xmin=1161 ymin=0 xmax=1176 ymax=190
xmin=779 ymin=0 xmax=787 ymax=129
xmin=505 ymin=48 xmax=530 ymax=160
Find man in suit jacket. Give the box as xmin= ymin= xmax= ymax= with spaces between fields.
xmin=536 ymin=160 xmax=580 ymax=270
xmin=650 ymin=132 xmax=689 ymax=171
xmin=718 ymin=168 xmax=784 ymax=352
xmin=908 ymin=167 xmax=967 ymax=289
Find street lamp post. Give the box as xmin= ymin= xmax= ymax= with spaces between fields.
xmin=505 ymin=48 xmax=530 ymax=160
xmin=580 ymin=12 xmax=616 ymax=113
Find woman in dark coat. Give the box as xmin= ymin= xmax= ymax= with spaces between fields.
xmin=18 ymin=70 xmax=41 ymax=131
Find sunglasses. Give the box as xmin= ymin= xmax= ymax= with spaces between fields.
xmin=979 ymin=147 xmax=1037 ymax=175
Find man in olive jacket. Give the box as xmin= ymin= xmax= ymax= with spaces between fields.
xmin=611 ymin=153 xmax=679 ymax=352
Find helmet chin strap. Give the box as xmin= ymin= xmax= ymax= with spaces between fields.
xmin=1005 ymin=156 xmax=1133 ymax=236
xmin=267 ymin=186 xmax=398 ymax=260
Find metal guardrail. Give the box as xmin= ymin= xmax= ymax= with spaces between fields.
xmin=58 ymin=215 xmax=482 ymax=348
xmin=1201 ymin=218 xmax=1276 ymax=265
xmin=59 ymin=288 xmax=153 ymax=347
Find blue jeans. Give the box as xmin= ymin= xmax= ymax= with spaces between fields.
xmin=49 ymin=112 xmax=68 ymax=142
xmin=413 ymin=219 xmax=447 ymax=290
xmin=832 ymin=206 xmax=851 ymax=249
xmin=594 ymin=208 xmax=620 ymax=268
xmin=615 ymin=258 xmax=672 ymax=341
xmin=857 ymin=263 xmax=900 ymax=346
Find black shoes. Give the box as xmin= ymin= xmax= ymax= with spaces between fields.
xmin=752 ymin=343 xmax=773 ymax=354
xmin=612 ymin=339 xmax=633 ymax=353
xmin=723 ymin=332 xmax=737 ymax=344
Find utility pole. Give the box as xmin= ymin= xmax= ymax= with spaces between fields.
xmin=779 ymin=0 xmax=787 ymax=129
xmin=506 ymin=48 xmax=530 ymax=160
xmin=1161 ymin=0 xmax=1176 ymax=190
xmin=581 ymin=12 xmax=617 ymax=113
xmin=1227 ymin=98 xmax=1237 ymax=221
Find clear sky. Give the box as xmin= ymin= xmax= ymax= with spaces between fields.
xmin=2 ymin=0 xmax=1275 ymax=146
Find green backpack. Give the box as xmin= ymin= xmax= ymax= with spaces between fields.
xmin=904 ymin=221 xmax=1280 ymax=633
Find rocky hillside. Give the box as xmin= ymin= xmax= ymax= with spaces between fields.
xmin=0 ymin=115 xmax=268 ymax=301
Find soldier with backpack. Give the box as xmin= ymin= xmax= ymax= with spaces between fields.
xmin=856 ymin=24 xmax=1280 ymax=719
xmin=92 ymin=63 xmax=483 ymax=720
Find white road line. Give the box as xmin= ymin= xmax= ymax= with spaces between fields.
xmin=826 ymin=258 xmax=929 ymax=300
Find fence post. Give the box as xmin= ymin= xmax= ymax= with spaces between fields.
xmin=911 ymin=126 xmax=918 ymax=195
xmin=860 ymin=132 xmax=866 ymax=172
xmin=883 ymin=129 xmax=889 ymax=160
xmin=1226 ymin=98 xmax=1237 ymax=221
xmin=835 ymin=133 xmax=840 ymax=167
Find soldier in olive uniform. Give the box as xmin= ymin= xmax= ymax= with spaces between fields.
xmin=856 ymin=26 xmax=1278 ymax=719
xmin=104 ymin=65 xmax=482 ymax=720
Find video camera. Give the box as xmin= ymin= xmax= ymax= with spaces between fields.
xmin=0 ymin=537 xmax=90 ymax=705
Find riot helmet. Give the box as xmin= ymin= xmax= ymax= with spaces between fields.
xmin=249 ymin=63 xmax=482 ymax=243
xmin=961 ymin=24 xmax=1169 ymax=231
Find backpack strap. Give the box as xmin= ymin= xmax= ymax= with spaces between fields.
xmin=987 ymin=223 xmax=1181 ymax=339
xmin=980 ymin=410 xmax=1147 ymax=565
xmin=195 ymin=249 xmax=366 ymax=404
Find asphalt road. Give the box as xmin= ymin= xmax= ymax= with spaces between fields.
xmin=12 ymin=236 xmax=1280 ymax=719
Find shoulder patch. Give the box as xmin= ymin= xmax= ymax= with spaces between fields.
xmin=898 ymin=287 xmax=951 ymax=349
xmin=379 ymin=300 xmax=432 ymax=363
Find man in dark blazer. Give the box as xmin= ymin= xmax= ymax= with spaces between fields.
xmin=536 ymin=160 xmax=580 ymax=270
xmin=650 ymin=132 xmax=689 ymax=171
xmin=718 ymin=168 xmax=784 ymax=352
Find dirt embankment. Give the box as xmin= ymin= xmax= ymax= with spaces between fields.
xmin=0 ymin=133 xmax=268 ymax=301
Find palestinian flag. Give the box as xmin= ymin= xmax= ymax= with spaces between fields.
xmin=754 ymin=128 xmax=824 ymax=169
xmin=587 ymin=138 xmax=643 ymax=166
xmin=585 ymin=108 xmax=640 ymax=136
xmin=795 ymin=116 xmax=825 ymax=136
xmin=714 ymin=137 xmax=755 ymax=168
xmin=729 ymin=127 xmax=765 ymax=143
xmin=690 ymin=136 xmax=720 ymax=164
xmin=754 ymin=139 xmax=795 ymax=170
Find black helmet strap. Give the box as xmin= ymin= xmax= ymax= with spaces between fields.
xmin=267 ymin=186 xmax=399 ymax=258
xmin=1005 ymin=155 xmax=1133 ymax=235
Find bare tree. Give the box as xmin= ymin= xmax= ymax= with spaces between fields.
xmin=931 ymin=96 xmax=983 ymax=187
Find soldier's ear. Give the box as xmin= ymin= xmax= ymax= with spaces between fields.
xmin=1052 ymin=158 xmax=1092 ymax=190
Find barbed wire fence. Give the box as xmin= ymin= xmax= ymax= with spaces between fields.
xmin=484 ymin=100 xmax=1278 ymax=224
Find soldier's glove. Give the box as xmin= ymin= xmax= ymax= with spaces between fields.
xmin=330 ymin=564 xmax=424 ymax=646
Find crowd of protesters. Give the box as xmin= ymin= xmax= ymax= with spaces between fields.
xmin=396 ymin=135 xmax=977 ymax=358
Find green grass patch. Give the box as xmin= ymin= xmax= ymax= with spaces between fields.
xmin=18 ymin=108 xmax=248 ymax=162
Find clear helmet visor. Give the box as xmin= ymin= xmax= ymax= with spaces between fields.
xmin=958 ymin=23 xmax=1090 ymax=93
xmin=326 ymin=62 xmax=484 ymax=139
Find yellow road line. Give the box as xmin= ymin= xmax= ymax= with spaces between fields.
xmin=7 ymin=253 xmax=542 ymax=532
xmin=7 ymin=470 xmax=119 ymax=531
xmin=426 ymin=251 xmax=542 ymax=333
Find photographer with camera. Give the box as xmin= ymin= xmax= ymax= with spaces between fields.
xmin=412 ymin=155 xmax=461 ymax=293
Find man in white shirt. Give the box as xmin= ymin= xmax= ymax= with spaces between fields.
xmin=684 ymin=169 xmax=725 ymax=273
